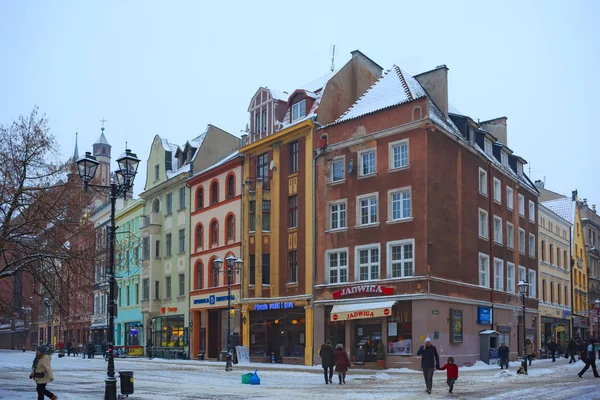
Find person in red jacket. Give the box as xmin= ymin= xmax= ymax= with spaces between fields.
xmin=334 ymin=343 xmax=350 ymax=384
xmin=438 ymin=356 xmax=459 ymax=393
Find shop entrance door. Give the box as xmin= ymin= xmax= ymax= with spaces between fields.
xmin=355 ymin=321 xmax=382 ymax=363
xmin=208 ymin=310 xmax=220 ymax=359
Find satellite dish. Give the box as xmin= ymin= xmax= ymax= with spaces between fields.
xmin=269 ymin=160 xmax=276 ymax=171
xmin=347 ymin=159 xmax=354 ymax=174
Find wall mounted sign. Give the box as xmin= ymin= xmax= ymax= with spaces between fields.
xmin=160 ymin=307 xmax=178 ymax=314
xmin=450 ymin=308 xmax=463 ymax=343
xmin=190 ymin=290 xmax=239 ymax=310
xmin=330 ymin=306 xmax=392 ymax=321
xmin=253 ymin=301 xmax=295 ymax=311
xmin=332 ymin=285 xmax=393 ymax=299
xmin=477 ymin=306 xmax=492 ymax=324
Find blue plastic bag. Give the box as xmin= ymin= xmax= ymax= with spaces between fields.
xmin=249 ymin=370 xmax=260 ymax=385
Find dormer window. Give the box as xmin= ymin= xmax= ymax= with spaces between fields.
xmin=517 ymin=162 xmax=523 ymax=177
xmin=291 ymin=99 xmax=307 ymax=122
xmin=255 ymin=112 xmax=261 ymax=134
xmin=484 ymin=138 xmax=492 ymax=156
xmin=501 ymin=151 xmax=509 ymax=167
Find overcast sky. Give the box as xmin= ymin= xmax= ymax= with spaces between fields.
xmin=1 ymin=0 xmax=598 ymax=204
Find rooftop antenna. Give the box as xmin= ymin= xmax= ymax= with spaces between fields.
xmin=330 ymin=45 xmax=336 ymax=72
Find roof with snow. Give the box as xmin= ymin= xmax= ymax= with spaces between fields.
xmin=542 ymin=197 xmax=574 ymax=224
xmin=95 ymin=130 xmax=110 ymax=146
xmin=269 ymin=89 xmax=289 ymax=102
xmin=194 ymin=150 xmax=241 ymax=177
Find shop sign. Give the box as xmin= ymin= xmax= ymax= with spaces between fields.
xmin=332 ymin=285 xmax=393 ymax=299
xmin=331 ymin=306 xmax=392 ymax=321
xmin=253 ymin=302 xmax=295 ymax=311
xmin=450 ymin=308 xmax=463 ymax=343
xmin=193 ymin=295 xmax=235 ymax=305
xmin=555 ymin=325 xmax=566 ymax=333
xmin=477 ymin=306 xmax=492 ymax=324
xmin=497 ymin=325 xmax=511 ymax=333
xmin=160 ymin=307 xmax=178 ymax=314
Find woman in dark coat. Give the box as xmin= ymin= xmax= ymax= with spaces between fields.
xmin=567 ymin=338 xmax=577 ymax=363
xmin=319 ymin=339 xmax=335 ymax=384
xmin=334 ymin=343 xmax=350 ymax=384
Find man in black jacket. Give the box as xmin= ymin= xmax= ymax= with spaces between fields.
xmin=547 ymin=338 xmax=558 ymax=362
xmin=417 ymin=337 xmax=440 ymax=394
xmin=578 ymin=338 xmax=599 ymax=378
xmin=319 ymin=339 xmax=335 ymax=384
xmin=498 ymin=343 xmax=509 ymax=369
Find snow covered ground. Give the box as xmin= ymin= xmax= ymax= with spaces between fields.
xmin=0 ymin=350 xmax=597 ymax=399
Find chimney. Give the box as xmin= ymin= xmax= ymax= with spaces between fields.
xmin=593 ymin=204 xmax=597 ymax=213
xmin=534 ymin=180 xmax=545 ymax=189
xmin=480 ymin=117 xmax=508 ymax=145
xmin=240 ymin=134 xmax=248 ymax=148
xmin=572 ymin=190 xmax=578 ymax=201
xmin=414 ymin=65 xmax=449 ymax=118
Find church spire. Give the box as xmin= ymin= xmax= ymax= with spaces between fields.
xmin=73 ymin=132 xmax=79 ymax=161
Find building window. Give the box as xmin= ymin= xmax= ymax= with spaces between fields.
xmin=484 ymin=138 xmax=492 ymax=155
xmin=249 ymin=255 xmax=255 ymax=286
xmin=389 ymin=139 xmax=409 ymax=170
xmin=507 ymin=186 xmax=514 ymax=210
xmin=291 ymin=99 xmax=306 ymax=122
xmin=518 ymin=194 xmax=525 ymax=216
xmin=196 ymin=225 xmax=203 ymax=250
xmin=154 ymin=239 xmax=161 ymax=258
xmin=507 ymin=222 xmax=514 ymax=249
xmin=387 ymin=240 xmax=414 ymax=278
xmin=528 ymin=270 xmax=537 ymax=298
xmin=558 ymin=283 xmax=562 ymax=305
xmin=494 ymin=216 xmax=503 ymax=245
xmin=152 ymin=198 xmax=160 ymax=213
xmin=507 ymin=262 xmax=515 ymax=293
xmin=288 ymin=196 xmax=298 ymax=228
xmin=556 ymin=247 xmax=561 ymax=267
xmin=143 ymin=279 xmax=149 ymax=300
xmin=262 ymin=200 xmax=271 ymax=231
xmin=541 ymin=240 xmax=546 ymax=262
xmin=479 ymin=253 xmax=490 ymax=288
xmin=529 ymin=233 xmax=536 ymax=258
xmin=179 ymin=187 xmax=186 ymax=209
xmin=166 ymin=193 xmax=173 ymax=214
xmin=542 ymin=280 xmax=547 ymax=302
xmin=178 ymin=273 xmax=184 ymax=296
xmin=289 ymin=141 xmax=298 ymax=174
xmin=196 ymin=188 xmax=203 ymax=209
xmin=262 ymin=254 xmax=270 ymax=285
xmin=179 ymin=228 xmax=185 ymax=253
xmin=356 ymin=245 xmax=380 ymax=281
xmin=564 ymin=250 xmax=568 ymax=270
xmin=227 ymin=175 xmax=235 ymax=198
xmin=389 ymin=188 xmax=411 ymax=221
xmin=494 ymin=258 xmax=504 ymax=291
xmin=518 ymin=228 xmax=525 ymax=254
xmin=227 ymin=215 xmax=235 ymax=241
xmin=329 ymin=200 xmax=347 ymax=230
xmin=210 ymin=220 xmax=218 ymax=246
xmin=359 ymin=149 xmax=376 ymax=176
xmin=528 ymin=200 xmax=535 ymax=222
xmin=254 ymin=112 xmax=261 ymax=134
xmin=134 ymin=282 xmax=139 ymax=304
xmin=166 ymin=233 xmax=172 ymax=257
xmin=196 ymin=262 xmax=203 ymax=290
xmin=211 ymin=181 xmax=218 ymax=205
xmin=331 ymin=158 xmax=344 ymax=182
xmin=501 ymin=151 xmax=509 ymax=166
xmin=327 ymin=249 xmax=348 ymax=284
xmin=249 ymin=201 xmax=256 ymax=231
xmin=154 ymin=164 xmax=159 ymax=180
xmin=518 ymin=265 xmax=527 ymax=283
xmin=479 ymin=209 xmax=489 ymax=239
xmin=493 ymin=178 xmax=501 ymax=203
xmin=357 ymin=193 xmax=378 ymax=226
xmin=142 ymin=237 xmax=150 ymax=260
xmin=154 ymin=280 xmax=160 ymax=300
xmin=211 ymin=259 xmax=218 ymax=287
xmin=257 ymin=153 xmax=268 ymax=179
xmin=165 ymin=276 xmax=172 ymax=298
xmin=262 ymin=109 xmax=267 ymax=132
xmin=288 ymin=251 xmax=298 ymax=284
xmin=479 ymin=168 xmax=487 ymax=195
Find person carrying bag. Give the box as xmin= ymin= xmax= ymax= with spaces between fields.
xmin=29 ymin=345 xmax=58 ymax=400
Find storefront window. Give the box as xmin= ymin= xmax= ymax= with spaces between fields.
xmin=387 ymin=302 xmax=412 ymax=356
xmin=155 ymin=315 xmax=185 ymax=348
xmin=249 ymin=308 xmax=305 ymax=360
xmin=125 ymin=322 xmax=143 ymax=346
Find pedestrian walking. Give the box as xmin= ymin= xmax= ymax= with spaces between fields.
xmin=567 ymin=338 xmax=578 ymax=363
xmin=526 ymin=339 xmax=534 ymax=366
xmin=498 ymin=343 xmax=509 ymax=369
xmin=438 ymin=356 xmax=459 ymax=394
xmin=319 ymin=339 xmax=335 ymax=384
xmin=87 ymin=342 xmax=94 ymax=359
xmin=547 ymin=338 xmax=558 ymax=362
xmin=334 ymin=343 xmax=350 ymax=385
xmin=29 ymin=345 xmax=57 ymax=400
xmin=417 ymin=337 xmax=440 ymax=394
xmin=66 ymin=341 xmax=72 ymax=357
xmin=578 ymin=338 xmax=599 ymax=378
xmin=101 ymin=341 xmax=108 ymax=360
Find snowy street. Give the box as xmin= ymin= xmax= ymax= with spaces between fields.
xmin=0 ymin=350 xmax=598 ymax=399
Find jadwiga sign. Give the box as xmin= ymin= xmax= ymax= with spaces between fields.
xmin=332 ymin=285 xmax=393 ymax=299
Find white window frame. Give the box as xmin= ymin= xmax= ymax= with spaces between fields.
xmin=355 ymin=243 xmax=381 ymax=282
xmin=529 ymin=200 xmax=535 ymax=222
xmin=484 ymin=138 xmax=493 ymax=155
xmin=479 ymin=208 xmax=489 ymax=239
xmin=328 ymin=199 xmax=347 ymax=231
xmin=529 ymin=233 xmax=536 ymax=258
xmin=493 ymin=215 xmax=503 ymax=245
xmin=501 ymin=151 xmax=509 ymax=167
xmin=479 ymin=168 xmax=488 ymax=196
xmin=518 ymin=265 xmax=527 ymax=284
xmin=356 ymin=192 xmax=378 ymax=227
xmin=330 ymin=157 xmax=345 ymax=183
xmin=494 ymin=258 xmax=504 ymax=291
xmin=386 ymin=239 xmax=415 ymax=279
xmin=388 ymin=187 xmax=412 ymax=222
xmin=507 ymin=262 xmax=515 ymax=293
xmin=493 ymin=178 xmax=502 ymax=204
xmin=518 ymin=228 xmax=526 ymax=254
xmin=291 ymin=99 xmax=307 ymax=122
xmin=507 ymin=186 xmax=514 ymax=210
xmin=479 ymin=253 xmax=490 ymax=288
xmin=325 ymin=248 xmax=349 ymax=284
xmin=358 ymin=148 xmax=377 ymax=177
xmin=389 ymin=139 xmax=409 ymax=171
xmin=528 ymin=270 xmax=537 ymax=298
xmin=518 ymin=194 xmax=525 ymax=216
xmin=507 ymin=222 xmax=514 ymax=249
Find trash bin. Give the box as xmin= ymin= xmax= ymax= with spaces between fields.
xmin=119 ymin=370 xmax=134 ymax=395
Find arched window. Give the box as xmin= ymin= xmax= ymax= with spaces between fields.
xmin=225 ymin=252 xmax=236 ymax=285
xmin=211 ymin=220 xmax=218 ymax=247
xmin=227 ymin=175 xmax=235 ymax=198
xmin=196 ymin=261 xmax=203 ymax=290
xmin=211 ymin=181 xmax=219 ymax=205
xmin=412 ymin=106 xmax=422 ymax=121
xmin=209 ymin=257 xmax=218 ymax=287
xmin=196 ymin=224 xmax=203 ymax=250
xmin=152 ymin=198 xmax=160 ymax=213
xmin=196 ymin=188 xmax=203 ymax=210
xmin=227 ymin=214 xmax=235 ymax=241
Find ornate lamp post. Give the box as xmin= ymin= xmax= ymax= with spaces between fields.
xmin=213 ymin=254 xmax=243 ymax=371
xmin=518 ymin=280 xmax=530 ymax=374
xmin=43 ymin=297 xmax=52 ymax=345
xmin=76 ymin=149 xmax=140 ymax=400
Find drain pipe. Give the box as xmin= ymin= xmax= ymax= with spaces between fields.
xmin=312 ymin=141 xmax=325 ymax=366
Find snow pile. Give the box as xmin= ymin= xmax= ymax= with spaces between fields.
xmin=374 ymin=372 xmax=394 ymax=380
xmin=461 ymin=360 xmax=495 ymax=370
xmin=494 ymin=369 xmax=517 ymax=379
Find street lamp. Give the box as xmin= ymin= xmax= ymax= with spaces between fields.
xmin=76 ymin=148 xmax=140 ymax=400
xmin=594 ymin=300 xmax=600 ymax=343
xmin=518 ymin=280 xmax=530 ymax=374
xmin=213 ymin=255 xmax=243 ymax=371
xmin=43 ymin=298 xmax=51 ymax=346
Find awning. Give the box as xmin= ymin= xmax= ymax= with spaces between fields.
xmin=330 ymin=301 xmax=396 ymax=321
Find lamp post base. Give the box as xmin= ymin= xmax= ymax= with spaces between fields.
xmin=225 ymin=354 xmax=233 ymax=372
xmin=105 ymin=377 xmax=117 ymax=400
